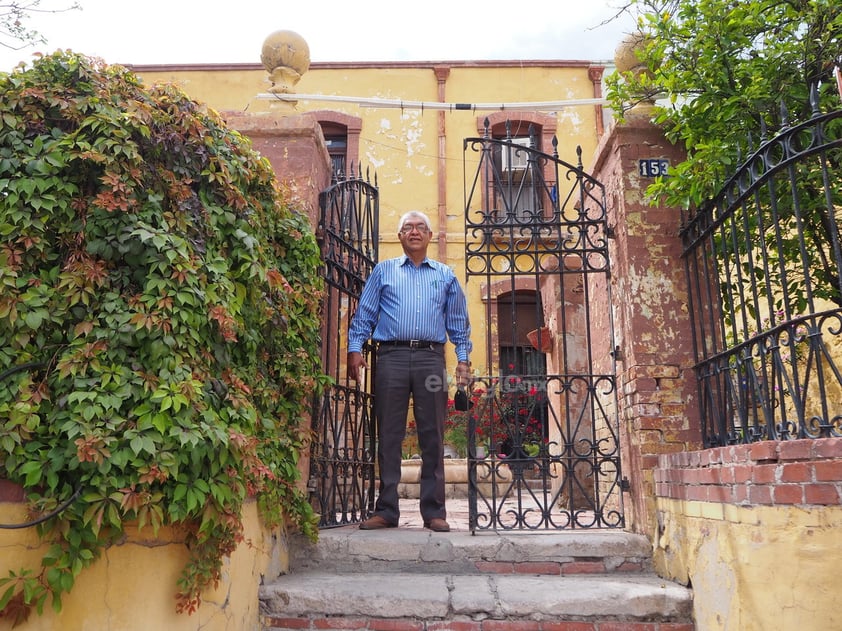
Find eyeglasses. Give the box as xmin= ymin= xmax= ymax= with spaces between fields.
xmin=399 ymin=223 xmax=429 ymax=234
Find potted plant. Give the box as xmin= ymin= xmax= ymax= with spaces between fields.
xmin=526 ymin=327 xmax=553 ymax=353
xmin=444 ymin=398 xmax=470 ymax=458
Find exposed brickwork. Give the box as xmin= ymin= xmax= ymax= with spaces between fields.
xmin=369 ymin=620 xmax=426 ymax=630
xmin=264 ymin=618 xmax=694 ymax=631
xmin=513 ymin=562 xmax=562 ymax=575
xmin=312 ymin=619 xmax=374 ymax=630
xmin=0 ymin=479 xmax=24 ymax=502
xmin=472 ymin=560 xmax=645 ymax=575
xmin=590 ymin=116 xmax=700 ymax=535
xmin=428 ymin=623 xmax=483 ymax=631
xmin=561 ymin=561 xmax=607 ymax=575
xmin=655 ymin=438 xmax=842 ymax=506
xmin=481 ymin=622 xmax=543 ymax=631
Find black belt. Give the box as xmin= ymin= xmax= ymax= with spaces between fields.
xmin=379 ymin=340 xmax=441 ymax=350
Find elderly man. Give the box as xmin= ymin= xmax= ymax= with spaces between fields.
xmin=347 ymin=210 xmax=472 ymax=532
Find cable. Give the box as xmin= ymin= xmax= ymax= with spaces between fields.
xmin=257 ymin=93 xmax=607 ymax=111
xmin=0 ymin=486 xmax=83 ymax=530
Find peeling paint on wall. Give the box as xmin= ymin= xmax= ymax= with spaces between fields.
xmin=368 ymin=109 xmax=434 ymax=181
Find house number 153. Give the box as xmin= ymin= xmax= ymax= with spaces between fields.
xmin=638 ymin=158 xmax=670 ymax=177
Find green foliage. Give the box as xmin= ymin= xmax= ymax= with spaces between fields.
xmin=0 ymin=51 xmax=325 ymax=620
xmin=608 ymin=0 xmax=841 ymax=208
xmin=606 ymin=0 xmax=842 ymax=306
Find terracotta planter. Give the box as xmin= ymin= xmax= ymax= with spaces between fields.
xmin=527 ymin=327 xmax=553 ymax=353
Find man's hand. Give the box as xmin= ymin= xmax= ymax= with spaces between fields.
xmin=455 ymin=360 xmax=472 ymax=388
xmin=347 ymin=351 xmax=368 ymax=382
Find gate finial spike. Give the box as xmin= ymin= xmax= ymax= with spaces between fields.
xmin=780 ymin=100 xmax=790 ymax=128
xmin=809 ymin=82 xmax=820 ymax=116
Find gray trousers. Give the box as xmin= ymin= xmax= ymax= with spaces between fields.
xmin=372 ymin=345 xmax=447 ymax=524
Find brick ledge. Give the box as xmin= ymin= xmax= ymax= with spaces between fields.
xmin=655 ymin=438 xmax=842 ymax=506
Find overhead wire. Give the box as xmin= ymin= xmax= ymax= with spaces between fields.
xmin=258 ymin=92 xmax=607 ymax=112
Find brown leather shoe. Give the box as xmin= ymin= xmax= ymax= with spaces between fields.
xmin=424 ymin=518 xmax=450 ymax=532
xmin=359 ymin=515 xmax=397 ymax=530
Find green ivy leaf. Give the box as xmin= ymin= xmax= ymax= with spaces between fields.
xmin=0 ymin=50 xmax=326 ymax=622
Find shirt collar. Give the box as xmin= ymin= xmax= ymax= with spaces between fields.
xmin=399 ymin=254 xmax=432 ymax=267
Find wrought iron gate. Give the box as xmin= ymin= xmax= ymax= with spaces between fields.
xmin=681 ymin=96 xmax=842 ymax=447
xmin=308 ymin=168 xmax=379 ymax=528
xmin=462 ymin=122 xmax=624 ymax=531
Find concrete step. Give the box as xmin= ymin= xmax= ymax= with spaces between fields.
xmin=261 ymin=570 xmax=694 ymax=626
xmin=287 ymin=526 xmax=656 ymax=575
xmin=261 ymin=524 xmax=695 ymax=630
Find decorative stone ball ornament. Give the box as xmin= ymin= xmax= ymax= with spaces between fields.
xmin=614 ymin=31 xmax=654 ymax=79
xmin=614 ymin=31 xmax=658 ymax=116
xmin=261 ymin=30 xmax=311 ymax=94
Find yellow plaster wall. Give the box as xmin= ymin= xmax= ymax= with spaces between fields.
xmin=0 ymin=500 xmax=287 ymax=631
xmin=131 ymin=61 xmax=604 ymax=378
xmin=655 ymin=497 xmax=842 ymax=631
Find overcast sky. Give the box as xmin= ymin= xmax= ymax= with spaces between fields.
xmin=1 ymin=0 xmax=638 ymax=71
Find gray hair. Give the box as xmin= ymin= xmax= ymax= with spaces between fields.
xmin=398 ymin=210 xmax=432 ymax=233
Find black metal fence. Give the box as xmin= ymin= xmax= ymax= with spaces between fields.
xmin=308 ymin=166 xmax=379 ymax=527
xmin=681 ymin=95 xmax=842 ymax=447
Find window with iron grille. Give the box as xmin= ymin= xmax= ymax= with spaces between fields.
xmin=494 ymin=136 xmax=542 ymax=223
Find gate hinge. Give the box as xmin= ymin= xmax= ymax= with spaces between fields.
xmin=606 ymin=225 xmax=616 ymax=239
xmin=610 ymin=346 xmax=623 ymax=361
xmin=620 ymin=477 xmax=631 ymax=492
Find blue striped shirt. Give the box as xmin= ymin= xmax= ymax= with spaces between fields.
xmin=348 ymin=255 xmax=472 ymax=361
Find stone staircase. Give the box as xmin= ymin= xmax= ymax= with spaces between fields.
xmin=259 ymin=507 xmax=695 ymax=631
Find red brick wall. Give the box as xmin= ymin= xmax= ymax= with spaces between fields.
xmin=656 ymin=438 xmax=842 ymax=506
xmin=591 ymin=112 xmax=842 ymax=557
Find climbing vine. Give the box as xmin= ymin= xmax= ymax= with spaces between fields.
xmin=0 ymin=51 xmax=324 ymax=624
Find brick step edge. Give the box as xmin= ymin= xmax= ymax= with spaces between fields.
xmin=290 ymin=558 xmax=650 ymax=576
xmin=474 ymin=558 xmax=650 ymax=575
xmin=263 ymin=616 xmax=695 ymax=631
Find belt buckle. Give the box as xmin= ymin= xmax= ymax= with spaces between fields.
xmin=409 ymin=339 xmax=421 ymax=349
